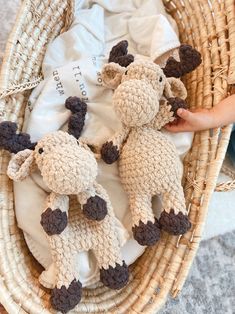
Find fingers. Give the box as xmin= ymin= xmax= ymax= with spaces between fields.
xmin=177 ymin=108 xmax=193 ymax=121
xmin=164 ymin=122 xmax=187 ymax=133
xmin=165 ymin=108 xmax=213 ymax=133
xmin=164 ymin=108 xmax=194 ymax=132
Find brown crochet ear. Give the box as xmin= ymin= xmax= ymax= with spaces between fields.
xmin=108 ymin=40 xmax=134 ymax=67
xmin=0 ymin=121 xmax=36 ymax=153
xmin=162 ymin=44 xmax=202 ymax=78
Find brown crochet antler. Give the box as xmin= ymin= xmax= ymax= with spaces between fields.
xmin=0 ymin=97 xmax=87 ymax=154
xmin=108 ymin=40 xmax=134 ymax=67
xmin=65 ymin=96 xmax=87 ymax=139
xmin=162 ymin=44 xmax=202 ymax=78
xmin=0 ymin=121 xmax=36 ymax=153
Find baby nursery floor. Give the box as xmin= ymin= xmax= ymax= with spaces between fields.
xmin=160 ymin=231 xmax=235 ymax=314
xmin=0 ymin=1 xmax=234 ymax=313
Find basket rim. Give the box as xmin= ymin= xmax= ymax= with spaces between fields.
xmin=0 ymin=0 xmax=235 ymax=313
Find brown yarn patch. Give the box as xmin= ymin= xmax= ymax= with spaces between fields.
xmin=65 ymin=96 xmax=87 ymax=115
xmin=132 ymin=219 xmax=161 ymax=246
xmin=51 ymin=279 xmax=82 ymax=313
xmin=65 ymin=96 xmax=87 ymax=139
xmin=40 ymin=208 xmax=68 ymax=236
xmin=0 ymin=121 xmax=36 ymax=153
xmin=163 ymin=44 xmax=202 ymax=78
xmin=108 ymin=40 xmax=134 ymax=67
xmin=100 ymin=261 xmax=129 ymax=290
xmin=113 ymin=54 xmax=134 ymax=67
xmin=159 ymin=209 xmax=191 ymax=235
xmin=167 ymin=97 xmax=188 ymax=117
xmin=83 ymin=195 xmax=108 ymax=221
xmin=101 ymin=141 xmax=119 ymax=164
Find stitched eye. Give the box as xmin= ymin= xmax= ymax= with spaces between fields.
xmin=38 ymin=148 xmax=44 ymax=154
xmin=159 ymin=76 xmax=163 ymax=82
xmin=125 ymin=70 xmax=128 ymax=75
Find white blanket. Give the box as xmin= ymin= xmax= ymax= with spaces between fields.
xmin=14 ymin=0 xmax=193 ymax=288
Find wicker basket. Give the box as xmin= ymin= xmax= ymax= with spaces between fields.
xmin=0 ymin=0 xmax=234 ymax=313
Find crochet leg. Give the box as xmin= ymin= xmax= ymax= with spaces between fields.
xmin=94 ymin=220 xmax=129 ymax=290
xmin=78 ymin=189 xmax=108 ymax=221
xmin=50 ymin=243 xmax=82 ymax=313
xmin=159 ymin=185 xmax=191 ymax=235
xmin=40 ymin=192 xmax=69 ymax=236
xmin=41 ymin=194 xmax=82 ymax=312
xmin=130 ymin=194 xmax=160 ymax=246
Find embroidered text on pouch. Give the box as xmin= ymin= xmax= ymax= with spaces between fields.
xmin=53 ymin=70 xmax=65 ymax=96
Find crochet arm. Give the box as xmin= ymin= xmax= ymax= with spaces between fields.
xmin=40 ymin=192 xmax=69 ymax=236
xmin=151 ymin=98 xmax=187 ymax=130
xmin=101 ymin=126 xmax=130 ymax=164
xmin=78 ymin=185 xmax=108 ymax=221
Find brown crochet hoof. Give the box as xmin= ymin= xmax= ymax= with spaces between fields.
xmin=167 ymin=97 xmax=188 ymax=118
xmin=132 ymin=219 xmax=161 ymax=246
xmin=159 ymin=209 xmax=191 ymax=235
xmin=51 ymin=279 xmax=82 ymax=313
xmin=83 ymin=195 xmax=108 ymax=221
xmin=40 ymin=208 xmax=68 ymax=236
xmin=101 ymin=141 xmax=119 ymax=164
xmin=100 ymin=262 xmax=129 ymax=290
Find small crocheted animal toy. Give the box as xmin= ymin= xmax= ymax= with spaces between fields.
xmin=101 ymin=41 xmax=201 ymax=246
xmin=0 ymin=97 xmax=129 ymax=313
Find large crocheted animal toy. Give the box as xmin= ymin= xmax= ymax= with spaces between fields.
xmin=101 ymin=41 xmax=201 ymax=247
xmin=0 ymin=97 xmax=129 ymax=313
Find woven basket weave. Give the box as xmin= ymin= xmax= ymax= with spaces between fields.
xmin=0 ymin=0 xmax=235 ymax=313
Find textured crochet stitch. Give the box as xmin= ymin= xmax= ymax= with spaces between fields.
xmin=101 ymin=42 xmax=201 ymax=246
xmin=0 ymin=97 xmax=129 ymax=313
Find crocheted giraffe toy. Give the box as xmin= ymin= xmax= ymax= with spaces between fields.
xmin=101 ymin=41 xmax=201 ymax=246
xmin=0 ymin=97 xmax=129 ymax=313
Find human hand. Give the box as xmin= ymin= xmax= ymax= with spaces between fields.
xmin=164 ymin=108 xmax=215 ymax=132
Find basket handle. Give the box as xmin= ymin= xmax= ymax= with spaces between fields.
xmin=0 ymin=76 xmax=43 ymax=99
xmin=215 ymin=163 xmax=235 ymax=192
xmin=215 ymin=180 xmax=235 ymax=192
xmin=0 ymin=0 xmax=75 ymax=99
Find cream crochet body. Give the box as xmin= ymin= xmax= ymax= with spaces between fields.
xmin=119 ymin=127 xmax=185 ymax=226
xmin=44 ymin=188 xmax=123 ymax=290
xmin=101 ymin=56 xmax=193 ymax=246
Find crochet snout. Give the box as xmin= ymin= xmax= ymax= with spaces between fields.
xmin=113 ymin=79 xmax=160 ymax=127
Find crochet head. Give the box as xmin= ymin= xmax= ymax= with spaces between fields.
xmin=0 ymin=97 xmax=97 ymax=195
xmin=102 ymin=40 xmax=201 ymax=127
xmin=3 ymin=128 xmax=97 ymax=194
xmin=102 ymin=60 xmax=168 ymax=127
xmin=34 ymin=131 xmax=97 ymax=194
xmin=117 ymin=60 xmax=166 ymax=126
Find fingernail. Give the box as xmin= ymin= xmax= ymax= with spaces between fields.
xmin=178 ymin=108 xmax=183 ymax=115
